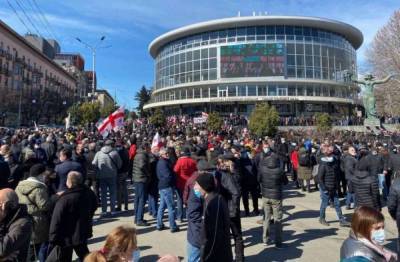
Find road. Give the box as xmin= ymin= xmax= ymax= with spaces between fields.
xmin=87 ymin=183 xmax=399 ymax=262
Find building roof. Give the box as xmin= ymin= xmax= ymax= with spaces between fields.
xmin=0 ymin=20 xmax=76 ymax=82
xmin=149 ymin=16 xmax=364 ymax=58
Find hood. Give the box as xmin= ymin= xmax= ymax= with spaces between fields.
xmin=16 ymin=178 xmax=45 ymax=195
xmin=101 ymin=146 xmax=113 ymax=154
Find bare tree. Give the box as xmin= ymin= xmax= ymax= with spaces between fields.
xmin=366 ymin=10 xmax=400 ymax=117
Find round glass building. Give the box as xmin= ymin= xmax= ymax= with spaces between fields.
xmin=144 ymin=16 xmax=363 ymax=117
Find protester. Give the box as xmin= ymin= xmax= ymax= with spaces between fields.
xmin=257 ymin=140 xmax=285 ymax=248
xmin=173 ymin=146 xmax=197 ymax=222
xmin=92 ymin=140 xmax=122 ymax=217
xmin=132 ymin=142 xmax=150 ymax=226
xmin=317 ymin=144 xmax=350 ymax=227
xmin=0 ymin=188 xmax=33 ymax=262
xmin=55 ymin=148 xmax=84 ymax=192
xmin=156 ymin=147 xmax=179 ymax=232
xmin=194 ymin=173 xmax=233 ymax=261
xmin=48 ymin=171 xmax=97 ymax=261
xmin=340 ymin=206 xmax=397 ymax=262
xmin=15 ymin=164 xmax=53 ymax=262
xmin=342 ymin=145 xmax=358 ymax=209
xmin=297 ymin=145 xmax=314 ymax=192
xmin=115 ymin=139 xmax=130 ymax=212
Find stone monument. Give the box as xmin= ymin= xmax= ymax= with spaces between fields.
xmin=348 ymin=73 xmax=393 ymax=127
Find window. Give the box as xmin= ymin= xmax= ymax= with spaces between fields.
xmin=306 ymin=86 xmax=314 ymax=96
xmin=268 ymin=85 xmax=277 ymax=96
xmin=209 ymin=48 xmax=217 ymax=57
xmin=258 ymin=85 xmax=266 ymax=96
xmin=209 ymin=69 xmax=217 ymax=80
xmin=297 ymin=86 xmax=304 ymax=96
xmin=238 ymin=85 xmax=246 ymax=96
xmin=248 ymin=85 xmax=256 ymax=96
xmin=288 ymin=86 xmax=296 ymax=96
xmin=228 ymin=85 xmax=237 ymax=97
xmin=277 ymin=86 xmax=287 ymax=96
xmin=209 ymin=58 xmax=217 ymax=69
xmin=201 ymin=49 xmax=208 ymax=59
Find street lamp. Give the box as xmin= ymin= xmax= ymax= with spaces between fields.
xmin=75 ymin=36 xmax=109 ymax=101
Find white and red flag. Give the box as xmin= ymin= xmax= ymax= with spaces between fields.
xmin=151 ymin=132 xmax=162 ymax=148
xmin=201 ymin=112 xmax=209 ymax=118
xmin=97 ymin=107 xmax=125 ymax=137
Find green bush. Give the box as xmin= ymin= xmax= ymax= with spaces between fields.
xmin=248 ymin=103 xmax=279 ymax=138
xmin=206 ymin=112 xmax=223 ymax=132
xmin=149 ymin=108 xmax=166 ymax=127
xmin=315 ymin=112 xmax=332 ymax=133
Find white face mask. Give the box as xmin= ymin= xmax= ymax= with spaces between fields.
xmin=371 ymin=229 xmax=385 ymax=245
xmin=263 ymin=147 xmax=270 ymax=154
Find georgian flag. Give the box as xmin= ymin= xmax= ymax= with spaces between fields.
xmin=97 ymin=107 xmax=125 ymax=137
xmin=201 ymin=112 xmax=209 ymax=118
xmin=151 ymin=132 xmax=161 ymax=148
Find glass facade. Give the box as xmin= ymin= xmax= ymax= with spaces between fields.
xmin=151 ymin=83 xmax=357 ymax=103
xmin=155 ymin=25 xmax=357 ymax=90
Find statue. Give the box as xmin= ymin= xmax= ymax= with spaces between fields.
xmin=348 ymin=72 xmax=393 ymax=126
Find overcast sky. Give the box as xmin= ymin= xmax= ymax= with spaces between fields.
xmin=1 ymin=0 xmax=399 ymax=109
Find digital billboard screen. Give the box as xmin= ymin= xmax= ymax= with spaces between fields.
xmin=220 ymin=43 xmax=285 ymax=78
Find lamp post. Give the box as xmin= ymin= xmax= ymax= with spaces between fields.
xmin=75 ymin=36 xmax=108 ymax=101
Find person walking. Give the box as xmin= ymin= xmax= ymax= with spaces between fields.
xmin=342 ymin=146 xmax=358 ymax=209
xmin=257 ymin=141 xmax=285 ymax=248
xmin=156 ymin=148 xmax=179 ymax=232
xmin=317 ymin=144 xmax=349 ymax=227
xmin=132 ymin=143 xmax=150 ymax=226
xmin=48 ymin=171 xmax=97 ymax=262
xmin=297 ymin=145 xmax=313 ymax=192
xmin=92 ymin=140 xmax=122 ymax=217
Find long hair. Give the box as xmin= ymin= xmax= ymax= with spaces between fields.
xmin=84 ymin=226 xmax=137 ymax=262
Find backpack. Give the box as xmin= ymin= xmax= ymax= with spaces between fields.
xmin=299 ymin=152 xmax=311 ymax=167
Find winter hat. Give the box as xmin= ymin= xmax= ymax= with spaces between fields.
xmin=196 ymin=173 xmax=216 ymax=193
xmin=29 ymin=164 xmax=46 ymax=177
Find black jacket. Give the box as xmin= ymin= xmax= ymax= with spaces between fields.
xmin=257 ymin=151 xmax=284 ymax=200
xmin=214 ymin=170 xmax=241 ymax=218
xmin=317 ymin=156 xmax=339 ymax=192
xmin=388 ymin=153 xmax=400 ymax=175
xmin=240 ymin=153 xmax=257 ymax=188
xmin=388 ymin=177 xmax=400 ymax=227
xmin=351 ymin=168 xmax=380 ymax=210
xmin=132 ymin=149 xmax=150 ymax=183
xmin=187 ymin=190 xmax=203 ymax=248
xmin=200 ymin=192 xmax=232 ymax=262
xmin=0 ymin=205 xmax=33 ymax=262
xmin=116 ymin=146 xmax=130 ymax=174
xmin=49 ymin=185 xmax=97 ymax=246
xmin=342 ymin=154 xmax=357 ymax=181
xmin=366 ymin=153 xmax=385 ymax=176
xmin=54 ymin=160 xmax=84 ymax=192
xmin=0 ymin=157 xmax=10 ymax=189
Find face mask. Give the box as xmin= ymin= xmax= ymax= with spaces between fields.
xmin=194 ymin=189 xmax=202 ymax=199
xmin=131 ymin=249 xmax=140 ymax=262
xmin=263 ymin=147 xmax=270 ymax=154
xmin=371 ymin=229 xmax=385 ymax=245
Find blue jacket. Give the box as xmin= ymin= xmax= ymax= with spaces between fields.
xmin=156 ymin=158 xmax=175 ymax=190
xmin=187 ymin=190 xmax=203 ymax=248
xmin=55 ymin=160 xmax=84 ymax=192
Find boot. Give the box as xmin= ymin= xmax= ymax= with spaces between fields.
xmin=319 ymin=218 xmax=330 ymax=226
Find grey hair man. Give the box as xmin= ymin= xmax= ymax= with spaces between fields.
xmin=0 ymin=188 xmax=33 ymax=262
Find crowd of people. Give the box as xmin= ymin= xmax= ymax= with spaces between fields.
xmin=0 ymin=119 xmax=400 ymax=261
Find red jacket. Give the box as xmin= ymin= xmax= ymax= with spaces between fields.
xmin=128 ymin=144 xmax=137 ymax=160
xmin=290 ymin=150 xmax=299 ymax=170
xmin=173 ymin=156 xmax=197 ymax=191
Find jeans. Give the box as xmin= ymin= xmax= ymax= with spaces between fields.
xmin=157 ymin=187 xmax=178 ymax=231
xmin=378 ymin=174 xmax=388 ymax=200
xmin=187 ymin=242 xmax=201 ymax=262
xmin=134 ymin=182 xmax=147 ymax=223
xmin=30 ymin=242 xmax=48 ymax=262
xmin=148 ymin=190 xmax=158 ymax=217
xmin=262 ymin=197 xmax=282 ymax=245
xmin=117 ymin=172 xmax=129 ymax=209
xmin=175 ymin=188 xmax=185 ymax=221
xmin=99 ymin=177 xmax=117 ymax=213
xmin=345 ymin=181 xmax=355 ymax=207
xmin=319 ymin=188 xmax=344 ymax=221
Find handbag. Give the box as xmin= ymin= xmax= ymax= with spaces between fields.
xmin=312 ymin=164 xmax=319 ymax=177
xmin=45 ymin=245 xmax=62 ymax=262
